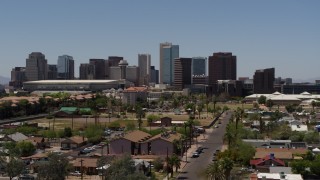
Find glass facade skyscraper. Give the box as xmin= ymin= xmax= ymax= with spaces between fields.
xmin=192 ymin=57 xmax=206 ymax=76
xmin=57 ymin=55 xmax=74 ymax=79
xmin=159 ymin=42 xmax=179 ymax=85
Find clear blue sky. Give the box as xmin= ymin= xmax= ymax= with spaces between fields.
xmin=0 ymin=0 xmax=319 ymax=82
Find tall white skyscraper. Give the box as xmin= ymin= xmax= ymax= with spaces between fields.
xmin=159 ymin=42 xmax=179 ymax=84
xmin=138 ymin=54 xmax=151 ymax=86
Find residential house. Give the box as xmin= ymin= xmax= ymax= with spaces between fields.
xmin=147 ymin=132 xmax=182 ymax=155
xmin=61 ymin=136 xmax=87 ymax=149
xmin=109 ymin=130 xmax=151 ymax=155
xmin=21 ymin=153 xmax=49 ymax=173
xmin=250 ymin=153 xmax=285 ymax=172
xmin=26 ymin=136 xmax=49 ymax=149
xmin=73 ymin=158 xmax=98 ymax=175
xmin=254 ymin=148 xmax=308 ymax=161
xmin=0 ymin=132 xmax=28 ymax=142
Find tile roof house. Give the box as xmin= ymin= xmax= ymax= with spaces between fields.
xmin=147 ymin=132 xmax=182 ymax=155
xmin=61 ymin=136 xmax=87 ymax=149
xmin=73 ymin=158 xmax=98 ymax=175
xmin=26 ymin=137 xmax=49 ymax=149
xmin=250 ymin=153 xmax=285 ymax=172
xmin=254 ymin=148 xmax=308 ymax=160
xmin=1 ymin=132 xmax=28 ymax=142
xmin=109 ymin=130 xmax=152 ymax=155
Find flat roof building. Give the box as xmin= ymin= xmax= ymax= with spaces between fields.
xmin=23 ymin=80 xmax=132 ymax=92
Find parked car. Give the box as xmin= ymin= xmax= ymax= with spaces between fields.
xmin=196 ymin=147 xmax=204 ymax=154
xmin=192 ymin=152 xmax=199 ymax=158
xmin=60 ymin=147 xmax=70 ymax=150
xmin=215 ymin=125 xmax=219 ymax=128
xmin=70 ymin=171 xmax=81 ymax=176
xmin=80 ymin=149 xmax=91 ymax=154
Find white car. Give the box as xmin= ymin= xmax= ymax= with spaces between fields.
xmin=70 ymin=171 xmax=81 ymax=176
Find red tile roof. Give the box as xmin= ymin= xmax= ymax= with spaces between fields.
xmin=250 ymin=154 xmax=285 ymax=166
xmin=123 ymin=87 xmax=148 ymax=92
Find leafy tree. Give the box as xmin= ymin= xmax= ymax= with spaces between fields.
xmin=64 ymin=127 xmax=72 ymax=137
xmin=16 ymin=141 xmax=36 ymax=157
xmin=310 ymin=159 xmax=320 ymax=176
xmin=147 ymin=114 xmax=159 ymax=132
xmin=303 ymin=132 xmax=319 ymax=143
xmin=153 ymin=157 xmax=164 ymax=172
xmin=126 ymin=122 xmax=136 ymax=131
xmin=37 ymin=153 xmax=70 ymax=180
xmin=290 ymin=160 xmax=310 ymax=176
xmin=6 ymin=158 xmax=25 ymax=180
xmin=106 ymin=154 xmax=147 ymax=180
xmin=258 ymin=95 xmax=266 ymax=104
xmin=237 ymin=141 xmax=256 ymax=165
xmin=266 ymin=99 xmax=274 ymax=110
xmin=85 ymin=124 xmax=103 ymax=144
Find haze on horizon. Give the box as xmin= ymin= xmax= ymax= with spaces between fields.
xmin=0 ymin=0 xmax=319 ymax=82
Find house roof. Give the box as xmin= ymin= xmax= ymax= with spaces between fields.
xmin=7 ymin=132 xmax=28 ymax=142
xmin=27 ymin=137 xmax=44 ymax=143
xmin=60 ymin=107 xmax=78 ymax=113
xmin=62 ymin=136 xmax=87 ymax=144
xmin=73 ymin=158 xmax=98 ymax=168
xmin=250 ymin=154 xmax=285 ymax=166
xmin=147 ymin=132 xmax=182 ymax=143
xmin=255 ymin=151 xmax=293 ymax=160
xmin=255 ymin=148 xmax=307 ymax=159
xmin=123 ymin=87 xmax=148 ymax=93
xmin=256 ymin=173 xmax=303 ymax=180
xmin=21 ymin=152 xmax=48 ymax=160
xmin=122 ymin=130 xmax=152 ymax=143
xmin=290 ymin=124 xmax=308 ymax=132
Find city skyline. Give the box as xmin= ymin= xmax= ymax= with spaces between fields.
xmin=0 ymin=1 xmax=319 ymax=82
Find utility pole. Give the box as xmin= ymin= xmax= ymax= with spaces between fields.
xmin=80 ymin=159 xmax=84 ymax=180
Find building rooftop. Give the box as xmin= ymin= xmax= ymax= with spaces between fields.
xmin=122 ymin=130 xmax=152 ymax=143
xmin=24 ymin=80 xmax=118 ymax=84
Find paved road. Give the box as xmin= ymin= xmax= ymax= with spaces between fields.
xmin=177 ymin=112 xmax=232 ymax=180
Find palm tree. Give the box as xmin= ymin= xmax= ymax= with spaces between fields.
xmin=311 ymin=100 xmax=316 ymax=111
xmin=220 ymin=157 xmax=234 ymax=180
xmin=205 ymin=161 xmax=224 ymax=180
xmin=224 ymin=124 xmax=234 ymax=148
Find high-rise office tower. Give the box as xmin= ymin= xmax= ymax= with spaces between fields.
xmin=192 ymin=57 xmax=206 ymax=76
xmin=10 ymin=67 xmax=26 ymax=88
xmin=253 ymin=68 xmax=275 ymax=94
xmin=107 ymin=56 xmax=123 ymax=78
xmin=208 ymin=52 xmax=237 ymax=85
xmin=89 ymin=59 xmax=106 ymax=79
xmin=57 ymin=55 xmax=74 ymax=79
xmin=138 ymin=54 xmax=151 ymax=86
xmin=127 ymin=66 xmax=140 ymax=86
xmin=48 ymin=65 xmax=57 ymax=80
xmin=25 ymin=52 xmax=48 ymax=81
xmin=79 ymin=63 xmax=95 ymax=80
xmin=174 ymin=58 xmax=192 ymax=89
xmin=150 ymin=66 xmax=159 ymax=84
xmin=159 ymin=42 xmax=179 ymax=85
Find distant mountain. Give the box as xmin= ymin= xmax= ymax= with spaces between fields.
xmin=0 ymin=76 xmax=10 ymax=85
